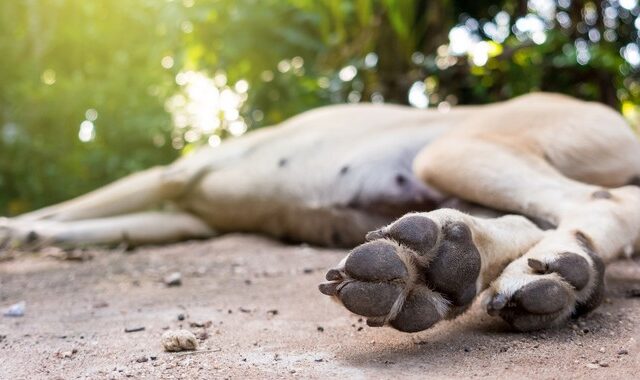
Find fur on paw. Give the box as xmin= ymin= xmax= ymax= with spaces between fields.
xmin=319 ymin=212 xmax=482 ymax=333
xmin=484 ymin=231 xmax=605 ymax=331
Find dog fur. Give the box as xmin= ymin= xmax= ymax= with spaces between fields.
xmin=2 ymin=92 xmax=640 ymax=332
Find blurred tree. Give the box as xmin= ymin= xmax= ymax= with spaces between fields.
xmin=0 ymin=0 xmax=638 ymax=215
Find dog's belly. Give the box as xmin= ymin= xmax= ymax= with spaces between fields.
xmin=180 ymin=104 xmax=468 ymax=246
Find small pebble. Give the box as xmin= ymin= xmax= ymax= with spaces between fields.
xmin=124 ymin=326 xmax=145 ymax=333
xmin=3 ymin=301 xmax=26 ymax=317
xmin=617 ymin=349 xmax=628 ymax=355
xmin=57 ymin=348 xmax=78 ymax=359
xmin=317 ymin=326 xmax=324 ymax=332
xmin=164 ymin=272 xmax=182 ymax=287
xmin=136 ymin=356 xmax=148 ymax=363
xmin=162 ymin=330 xmax=198 ymax=352
xmin=177 ymin=313 xmax=185 ymax=321
xmin=626 ymin=288 xmax=640 ymax=298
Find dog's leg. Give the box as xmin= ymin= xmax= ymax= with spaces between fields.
xmin=13 ymin=126 xmax=278 ymax=223
xmin=2 ymin=211 xmax=214 ymax=248
xmin=321 ymin=119 xmax=640 ymax=332
xmin=14 ymin=165 xmax=195 ymax=222
xmin=412 ymin=136 xmax=640 ymax=331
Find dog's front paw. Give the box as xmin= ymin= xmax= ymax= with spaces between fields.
xmin=319 ymin=212 xmax=482 ymax=333
xmin=484 ymin=235 xmax=605 ymax=331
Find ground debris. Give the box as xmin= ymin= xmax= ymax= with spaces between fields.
xmin=189 ymin=321 xmax=212 ymax=328
xmin=135 ymin=356 xmax=149 ymax=363
xmin=124 ymin=326 xmax=145 ymax=333
xmin=164 ymin=272 xmax=182 ymax=287
xmin=3 ymin=301 xmax=26 ymax=317
xmin=162 ymin=329 xmax=198 ymax=352
xmin=56 ymin=348 xmax=78 ymax=359
xmin=43 ymin=247 xmax=93 ymax=261
xmin=626 ymin=288 xmax=640 ymax=298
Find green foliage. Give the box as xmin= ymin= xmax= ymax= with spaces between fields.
xmin=1 ymin=0 xmax=638 ymax=215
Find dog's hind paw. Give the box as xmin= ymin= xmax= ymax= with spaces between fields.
xmin=483 ymin=231 xmax=605 ymax=331
xmin=319 ymin=212 xmax=482 ymax=332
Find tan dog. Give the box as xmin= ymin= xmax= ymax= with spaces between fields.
xmin=2 ymin=93 xmax=640 ymax=332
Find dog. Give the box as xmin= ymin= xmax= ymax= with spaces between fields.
xmin=2 ymin=92 xmax=640 ymax=332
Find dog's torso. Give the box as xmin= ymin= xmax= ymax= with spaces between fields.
xmin=177 ymin=103 xmax=465 ymax=245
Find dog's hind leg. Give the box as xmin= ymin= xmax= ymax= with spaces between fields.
xmin=2 ymin=211 xmax=215 ymax=249
xmin=411 ymin=133 xmax=640 ymax=331
xmin=321 ymin=96 xmax=640 ymax=332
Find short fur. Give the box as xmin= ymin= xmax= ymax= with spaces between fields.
xmin=2 ymin=93 xmax=640 ymax=332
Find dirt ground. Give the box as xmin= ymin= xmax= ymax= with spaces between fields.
xmin=1 ymin=234 xmax=639 ymax=379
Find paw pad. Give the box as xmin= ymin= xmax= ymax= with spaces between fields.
xmin=528 ymin=252 xmax=590 ymax=290
xmin=389 ymin=286 xmax=441 ymax=332
xmin=365 ymin=214 xmax=438 ymax=255
xmin=344 ymin=240 xmax=408 ymax=282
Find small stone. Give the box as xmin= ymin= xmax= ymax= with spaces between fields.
xmin=586 ymin=363 xmax=600 ymax=369
xmin=124 ymin=326 xmax=145 ymax=333
xmin=189 ymin=321 xmax=212 ymax=328
xmin=57 ymin=348 xmax=78 ymax=359
xmin=626 ymin=288 xmax=640 ymax=298
xmin=136 ymin=356 xmax=148 ymax=363
xmin=177 ymin=313 xmax=185 ymax=321
xmin=599 ymin=362 xmax=609 ymax=368
xmin=617 ymin=349 xmax=628 ymax=355
xmin=161 ymin=330 xmax=198 ymax=352
xmin=267 ymin=309 xmax=278 ymax=316
xmin=303 ymin=268 xmax=313 ymax=274
xmin=3 ymin=301 xmax=26 ymax=317
xmin=164 ymin=272 xmax=182 ymax=287
xmin=317 ymin=326 xmax=324 ymax=332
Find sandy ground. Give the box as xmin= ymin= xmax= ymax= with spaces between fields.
xmin=1 ymin=234 xmax=639 ymax=379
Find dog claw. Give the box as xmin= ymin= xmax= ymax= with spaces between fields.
xmin=527 ymin=258 xmax=547 ymax=272
xmin=487 ymin=293 xmax=508 ymax=316
xmin=366 ymin=318 xmax=385 ymax=327
xmin=325 ymin=269 xmax=343 ymax=281
xmin=318 ymin=281 xmax=340 ymax=296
